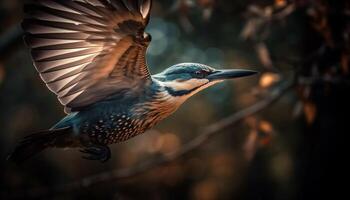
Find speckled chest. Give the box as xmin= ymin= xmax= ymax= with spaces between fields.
xmin=79 ymin=112 xmax=148 ymax=145
xmin=75 ymin=85 xmax=177 ymax=145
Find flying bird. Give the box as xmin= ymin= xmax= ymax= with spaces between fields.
xmin=8 ymin=0 xmax=257 ymax=162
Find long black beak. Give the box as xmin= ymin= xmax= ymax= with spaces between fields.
xmin=207 ymin=69 xmax=258 ymax=81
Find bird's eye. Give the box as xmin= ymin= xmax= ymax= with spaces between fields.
xmin=194 ymin=70 xmax=210 ymax=78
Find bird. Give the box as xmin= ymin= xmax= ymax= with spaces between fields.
xmin=8 ymin=0 xmax=257 ymax=163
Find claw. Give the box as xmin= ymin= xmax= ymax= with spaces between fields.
xmin=80 ymin=145 xmax=111 ymax=163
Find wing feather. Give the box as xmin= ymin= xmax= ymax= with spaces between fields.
xmin=23 ymin=0 xmax=153 ymax=113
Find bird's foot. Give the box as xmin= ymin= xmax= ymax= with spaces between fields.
xmin=80 ymin=145 xmax=111 ymax=163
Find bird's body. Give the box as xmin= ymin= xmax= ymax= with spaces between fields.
xmin=52 ymin=78 xmax=183 ymax=147
xmin=8 ymin=0 xmax=257 ymax=162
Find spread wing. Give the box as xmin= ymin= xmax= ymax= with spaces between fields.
xmin=22 ymin=0 xmax=152 ymax=113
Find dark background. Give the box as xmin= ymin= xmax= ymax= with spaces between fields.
xmin=0 ymin=0 xmax=349 ymax=199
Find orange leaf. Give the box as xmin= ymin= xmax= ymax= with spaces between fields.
xmin=303 ymin=102 xmax=317 ymax=124
xmin=259 ymin=120 xmax=273 ymax=133
xmin=258 ymin=120 xmax=274 ymax=146
xmin=259 ymin=72 xmax=281 ymax=88
xmin=275 ymin=0 xmax=287 ymax=7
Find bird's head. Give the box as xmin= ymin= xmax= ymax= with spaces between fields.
xmin=153 ymin=63 xmax=257 ymax=98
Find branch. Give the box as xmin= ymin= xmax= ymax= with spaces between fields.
xmin=8 ymin=80 xmax=294 ymax=199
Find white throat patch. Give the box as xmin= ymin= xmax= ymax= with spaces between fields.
xmin=163 ymin=78 xmax=209 ymax=92
xmin=162 ymin=78 xmax=223 ymax=102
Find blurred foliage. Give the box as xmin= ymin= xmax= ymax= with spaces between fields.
xmin=0 ymin=0 xmax=349 ymax=199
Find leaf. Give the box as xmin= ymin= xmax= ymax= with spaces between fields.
xmin=303 ymin=102 xmax=317 ymax=124
xmin=258 ymin=120 xmax=274 ymax=146
xmin=255 ymin=42 xmax=274 ymax=69
xmin=259 ymin=120 xmax=273 ymax=134
xmin=240 ymin=20 xmax=258 ymax=40
xmin=259 ymin=72 xmax=281 ymax=88
xmin=275 ymin=0 xmax=287 ymax=8
xmin=243 ymin=130 xmax=258 ymax=161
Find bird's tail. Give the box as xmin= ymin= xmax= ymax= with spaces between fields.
xmin=7 ymin=127 xmax=71 ymax=163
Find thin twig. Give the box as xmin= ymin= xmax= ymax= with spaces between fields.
xmin=8 ymin=80 xmax=294 ymax=199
